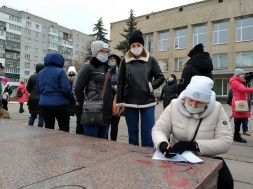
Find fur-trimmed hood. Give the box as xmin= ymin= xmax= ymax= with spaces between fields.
xmin=125 ymin=48 xmax=149 ymax=63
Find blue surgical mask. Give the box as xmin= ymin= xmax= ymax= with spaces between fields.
xmin=108 ymin=62 xmax=116 ymax=68
xmin=97 ymin=55 xmax=108 ymax=63
xmin=168 ymin=78 xmax=173 ymax=82
xmin=184 ymin=102 xmax=205 ymax=114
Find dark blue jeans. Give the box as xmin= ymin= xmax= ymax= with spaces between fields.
xmin=83 ymin=124 xmax=109 ymax=139
xmin=28 ymin=114 xmax=44 ymax=127
xmin=242 ymin=118 xmax=249 ymax=132
xmin=125 ymin=106 xmax=155 ymax=147
xmin=234 ymin=118 xmax=248 ymax=132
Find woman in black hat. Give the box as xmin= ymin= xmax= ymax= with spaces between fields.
xmin=108 ymin=52 xmax=121 ymax=141
xmin=116 ymin=30 xmax=164 ymax=147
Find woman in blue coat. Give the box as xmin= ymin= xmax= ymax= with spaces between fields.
xmin=36 ymin=52 xmax=75 ymax=132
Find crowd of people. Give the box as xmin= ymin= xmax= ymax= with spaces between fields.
xmin=2 ymin=30 xmax=253 ymax=188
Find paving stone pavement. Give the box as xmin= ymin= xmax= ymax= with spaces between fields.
xmin=5 ymin=102 xmax=253 ymax=189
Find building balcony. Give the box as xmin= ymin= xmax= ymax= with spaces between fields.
xmin=4 ymin=45 xmax=20 ymax=52
xmin=47 ymin=46 xmax=58 ymax=51
xmin=5 ymin=54 xmax=20 ymax=60
xmin=6 ymin=37 xmax=21 ymax=43
xmin=62 ymin=54 xmax=72 ymax=60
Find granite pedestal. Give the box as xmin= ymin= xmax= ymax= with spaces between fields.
xmin=0 ymin=119 xmax=222 ymax=189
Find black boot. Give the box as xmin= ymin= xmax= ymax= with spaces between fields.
xmin=233 ymin=134 xmax=247 ymax=143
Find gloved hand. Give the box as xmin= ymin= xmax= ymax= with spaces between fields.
xmin=172 ymin=141 xmax=197 ymax=154
xmin=159 ymin=141 xmax=177 ymax=158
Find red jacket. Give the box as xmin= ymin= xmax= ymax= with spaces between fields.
xmin=229 ymin=76 xmax=253 ymax=118
xmin=16 ymin=82 xmax=29 ymax=103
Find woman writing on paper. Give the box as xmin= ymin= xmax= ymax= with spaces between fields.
xmin=152 ymin=76 xmax=233 ymax=189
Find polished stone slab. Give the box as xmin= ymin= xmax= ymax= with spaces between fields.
xmin=0 ymin=120 xmax=222 ymax=189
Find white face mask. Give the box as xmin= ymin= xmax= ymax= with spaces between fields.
xmin=131 ymin=47 xmax=143 ymax=56
xmin=184 ymin=102 xmax=205 ymax=114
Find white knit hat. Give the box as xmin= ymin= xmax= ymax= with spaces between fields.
xmin=184 ymin=76 xmax=213 ymax=103
xmin=234 ymin=68 xmax=245 ymax=76
xmin=67 ymin=66 xmax=77 ymax=74
xmin=91 ymin=41 xmax=109 ymax=57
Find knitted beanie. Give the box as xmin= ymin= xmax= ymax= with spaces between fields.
xmin=234 ymin=68 xmax=245 ymax=76
xmin=128 ymin=30 xmax=144 ymax=46
xmin=184 ymin=76 xmax=213 ymax=103
xmin=67 ymin=66 xmax=77 ymax=74
xmin=91 ymin=41 xmax=109 ymax=57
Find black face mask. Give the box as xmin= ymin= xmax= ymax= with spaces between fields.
xmin=69 ymin=74 xmax=75 ymax=77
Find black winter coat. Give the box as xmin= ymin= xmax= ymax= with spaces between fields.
xmin=26 ymin=64 xmax=44 ymax=114
xmin=117 ymin=48 xmax=164 ymax=108
xmin=177 ymin=52 xmax=213 ymax=95
xmin=161 ymin=79 xmax=178 ymax=109
xmin=74 ymin=57 xmax=112 ymax=125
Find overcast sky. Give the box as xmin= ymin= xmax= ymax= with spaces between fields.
xmin=1 ymin=0 xmax=203 ymax=38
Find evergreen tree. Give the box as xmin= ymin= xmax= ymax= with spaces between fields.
xmin=115 ymin=9 xmax=138 ymax=55
xmin=93 ymin=17 xmax=110 ymax=43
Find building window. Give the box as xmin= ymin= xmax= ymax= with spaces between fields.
xmin=26 ymin=21 xmax=31 ymax=28
xmin=25 ymin=38 xmax=31 ymax=43
xmin=76 ymin=38 xmax=79 ymax=42
xmin=25 ymin=46 xmax=31 ymax=51
xmin=9 ymin=15 xmax=21 ymax=22
xmin=213 ymin=53 xmax=228 ymax=69
xmin=143 ymin=34 xmax=153 ymax=52
xmin=34 ymin=48 xmax=38 ymax=53
xmin=25 ymin=62 xmax=30 ymax=68
xmin=43 ymin=42 xmax=46 ymax=47
xmin=158 ymin=32 xmax=169 ymax=51
xmin=35 ymin=24 xmax=39 ymax=30
xmin=0 ymin=30 xmax=5 ymax=36
xmin=25 ymin=54 xmax=31 ymax=60
xmin=213 ymin=78 xmax=228 ymax=96
xmin=24 ymin=71 xmax=30 ymax=75
xmin=43 ymin=34 xmax=47 ymax=39
xmin=34 ymin=56 xmax=38 ymax=61
xmin=193 ymin=24 xmax=207 ymax=46
xmin=43 ymin=26 xmax=47 ymax=32
xmin=213 ymin=20 xmax=228 ymax=45
xmin=158 ymin=59 xmax=168 ymax=72
xmin=35 ymin=32 xmax=39 ymax=37
xmin=236 ymin=51 xmax=253 ymax=67
xmin=75 ymin=51 xmax=79 ymax=55
xmin=26 ymin=29 xmax=32 ymax=35
xmin=175 ymin=28 xmax=187 ymax=49
xmin=35 ymin=40 xmax=38 ymax=45
xmin=236 ymin=17 xmax=253 ymax=42
xmin=174 ymin=57 xmax=186 ymax=71
xmin=9 ymin=23 xmax=21 ymax=31
xmin=76 ymin=44 xmax=79 ymax=48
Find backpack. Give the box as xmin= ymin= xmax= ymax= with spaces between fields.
xmin=227 ymin=89 xmax=233 ymax=106
xmin=17 ymin=89 xmax=23 ymax=98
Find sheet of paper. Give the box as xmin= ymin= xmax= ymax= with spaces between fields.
xmin=152 ymin=150 xmax=203 ymax=163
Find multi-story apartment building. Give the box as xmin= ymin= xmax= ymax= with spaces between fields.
xmin=110 ymin=0 xmax=253 ymax=100
xmin=0 ymin=5 xmax=93 ymax=89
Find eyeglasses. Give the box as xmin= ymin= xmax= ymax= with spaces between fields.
xmin=99 ymin=49 xmax=109 ymax=54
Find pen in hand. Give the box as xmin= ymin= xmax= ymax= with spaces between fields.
xmin=163 ymin=144 xmax=171 ymax=156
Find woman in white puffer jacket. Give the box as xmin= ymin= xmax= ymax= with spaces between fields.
xmin=152 ymin=76 xmax=233 ymax=189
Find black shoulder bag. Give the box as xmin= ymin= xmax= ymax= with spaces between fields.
xmin=80 ymin=72 xmax=109 ymax=126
